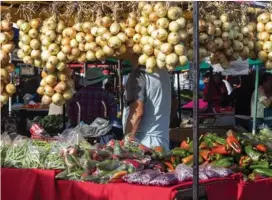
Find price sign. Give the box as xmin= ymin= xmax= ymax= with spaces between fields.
xmin=19 ymin=64 xmax=35 ymax=76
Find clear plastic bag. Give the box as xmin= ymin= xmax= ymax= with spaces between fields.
xmin=44 ymin=141 xmax=67 ymax=170
xmin=123 ymin=169 xmax=152 ymax=184
xmin=175 ymin=164 xmax=193 ymax=182
xmin=138 ymin=169 xmax=161 ymax=185
xmin=0 ymin=132 xmax=11 ymax=165
xmin=203 ymin=165 xmax=233 ymax=178
xmin=4 ymin=135 xmax=29 ymax=168
xmin=149 ymin=172 xmax=178 ymax=186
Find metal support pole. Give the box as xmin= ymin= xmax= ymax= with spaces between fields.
xmin=252 ymin=65 xmax=259 ymax=135
xmin=63 ymin=105 xmax=66 ymax=130
xmin=117 ymin=60 xmax=123 ymax=112
xmin=192 ymin=2 xmax=200 ymax=200
xmin=177 ymin=71 xmax=182 ymax=121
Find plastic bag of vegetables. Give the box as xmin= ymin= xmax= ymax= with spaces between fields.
xmin=4 ymin=135 xmax=29 ymax=168
xmin=44 ymin=141 xmax=67 ymax=170
xmin=0 ymin=132 xmax=11 ymax=165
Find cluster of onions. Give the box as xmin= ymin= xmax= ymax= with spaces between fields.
xmin=200 ymin=14 xmax=255 ymax=69
xmin=37 ymin=17 xmax=74 ymax=106
xmin=134 ymin=2 xmax=188 ymax=72
xmin=0 ymin=19 xmax=16 ymax=106
xmin=256 ymin=12 xmax=272 ymax=69
xmin=17 ymin=19 xmax=42 ymax=67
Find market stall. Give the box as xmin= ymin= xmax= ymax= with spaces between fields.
xmin=1 ymin=1 xmax=272 ymax=200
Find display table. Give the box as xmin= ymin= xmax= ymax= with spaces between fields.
xmin=1 ymin=168 xmax=272 ymax=200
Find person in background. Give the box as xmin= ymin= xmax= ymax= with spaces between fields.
xmin=122 ymin=66 xmax=177 ymax=150
xmin=222 ymin=76 xmax=233 ymax=95
xmin=229 ymin=75 xmax=254 ymax=130
xmin=203 ymin=73 xmax=228 ymax=108
xmin=250 ymin=73 xmax=272 ymax=126
xmin=68 ymin=68 xmax=117 ymax=127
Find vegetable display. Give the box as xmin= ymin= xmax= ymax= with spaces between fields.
xmin=0 ymin=18 xmax=16 ymax=106
xmin=32 ymin=115 xmax=63 ymax=136
xmin=1 ymin=128 xmax=272 ymax=186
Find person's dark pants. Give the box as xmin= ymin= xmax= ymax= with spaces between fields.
xmin=235 ymin=117 xmax=250 ymax=131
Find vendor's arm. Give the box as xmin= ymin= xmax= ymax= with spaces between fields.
xmin=259 ymin=87 xmax=271 ymax=107
xmin=125 ymin=68 xmax=146 ymax=136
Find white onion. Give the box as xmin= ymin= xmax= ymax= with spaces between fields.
xmin=103 ymin=45 xmax=114 ymax=56
xmin=108 ymin=36 xmax=122 ymax=49
xmin=179 ymin=55 xmax=188 ymax=66
xmin=140 ymin=26 xmax=148 ymax=35
xmin=156 ymin=18 xmax=169 ymax=29
xmin=135 ymin=24 xmax=142 ymax=33
xmin=139 ymin=16 xmax=150 ymax=27
xmin=75 ymin=32 xmax=86 ymax=43
xmin=48 ymin=43 xmax=60 ymax=55
xmin=167 ymin=32 xmax=181 ymax=45
xmin=156 ymin=29 xmax=168 ymax=41
xmin=169 ymin=21 xmax=181 ymax=32
xmin=257 ymin=23 xmax=265 ymax=32
xmin=102 ymin=32 xmax=112 ymax=41
xmin=222 ymin=22 xmax=231 ymax=32
xmin=179 ymin=29 xmax=188 ymax=41
xmin=70 ymin=39 xmax=79 ymax=48
xmin=126 ymin=38 xmax=134 ymax=48
xmin=48 ymin=56 xmax=59 ymax=65
xmin=141 ymin=35 xmax=150 ymax=45
xmin=57 ymin=51 xmax=67 ymax=62
xmin=95 ymin=49 xmax=105 ymax=60
xmin=0 ymin=32 xmax=8 ymax=44
xmin=147 ymin=24 xmax=157 ymax=35
xmin=160 ymin=43 xmax=173 ymax=55
xmin=110 ymin=22 xmax=121 ymax=35
xmin=20 ymin=22 xmax=30 ymax=33
xmin=138 ymin=54 xmax=148 ymax=65
xmin=143 ymin=44 xmax=154 ymax=56
xmin=30 ymin=50 xmax=41 ymax=59
xmin=17 ymin=49 xmax=25 ymax=59
xmin=98 ymin=27 xmax=108 ymax=36
xmin=146 ymin=56 xmax=156 ymax=70
xmin=62 ymin=45 xmax=72 ymax=54
xmin=258 ymin=50 xmax=268 ymax=62
xmin=265 ymin=21 xmax=272 ymax=33
xmin=155 ymin=4 xmax=167 ymax=18
xmin=263 ymin=41 xmax=272 ymax=53
xmin=82 ymin=22 xmax=93 ymax=33
xmin=156 ymin=59 xmax=166 ymax=69
xmin=169 ymin=7 xmax=182 ymax=19
xmin=149 ymin=12 xmax=159 ymax=22
xmin=102 ymin=16 xmax=112 ymax=28
xmin=166 ymin=53 xmax=178 ymax=66
xmin=45 ymin=30 xmax=57 ymax=41
xmin=21 ymin=35 xmax=31 ymax=45
xmin=174 ymin=44 xmax=185 ymax=56
xmin=142 ymin=3 xmax=153 ymax=16
xmin=127 ymin=18 xmax=137 ymax=28
xmin=23 ymin=56 xmax=34 ymax=65
xmin=117 ymin=32 xmax=128 ymax=43
xmin=22 ymin=45 xmax=31 ymax=55
xmin=71 ymin=48 xmax=80 ymax=57
xmin=133 ymin=34 xmax=142 ymax=44
xmin=116 ymin=44 xmax=127 ymax=55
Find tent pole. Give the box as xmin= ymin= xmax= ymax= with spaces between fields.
xmin=177 ymin=71 xmax=182 ymax=121
xmin=192 ymin=2 xmax=200 ymax=200
xmin=252 ymin=65 xmax=259 ymax=135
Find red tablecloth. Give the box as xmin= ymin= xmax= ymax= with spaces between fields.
xmin=1 ymin=168 xmax=272 ymax=200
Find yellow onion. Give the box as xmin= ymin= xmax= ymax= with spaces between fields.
xmin=20 ymin=22 xmax=30 ymax=33
xmin=86 ymin=50 xmax=96 ymax=61
xmin=149 ymin=12 xmax=159 ymax=22
xmin=41 ymin=37 xmax=51 ymax=46
xmin=265 ymin=21 xmax=272 ymax=33
xmin=5 ymin=83 xmax=16 ymax=95
xmin=41 ymin=95 xmax=52 ymax=105
xmin=70 ymin=39 xmax=78 ymax=48
xmin=2 ymin=42 xmax=14 ymax=53
xmin=222 ymin=22 xmax=231 ymax=32
xmin=156 ymin=29 xmax=168 ymax=41
xmin=133 ymin=34 xmax=142 ymax=44
xmin=102 ymin=32 xmax=112 ymax=41
xmin=258 ymin=13 xmax=270 ymax=24
xmin=146 ymin=56 xmax=156 ymax=70
xmin=4 ymin=63 xmax=15 ymax=73
xmin=213 ymin=20 xmax=222 ymax=28
xmin=48 ymin=43 xmax=60 ymax=55
xmin=139 ymin=16 xmax=150 ymax=27
xmin=45 ymin=30 xmax=57 ymax=41
xmin=63 ymin=89 xmax=73 ymax=100
xmin=257 ymin=23 xmax=265 ymax=32
xmin=258 ymin=50 xmax=268 ymax=62
xmin=102 ymin=16 xmax=112 ymax=28
xmin=23 ymin=56 xmax=34 ymax=65
xmin=140 ymin=26 xmax=148 ymax=35
xmin=179 ymin=29 xmax=188 ymax=41
xmin=126 ymin=38 xmax=134 ymax=48
xmin=215 ymin=28 xmax=222 ymax=37
xmin=17 ymin=49 xmax=25 ymax=59
xmin=157 ymin=51 xmax=166 ymax=62
xmin=103 ymin=45 xmax=114 ymax=56
xmin=30 ymin=50 xmax=41 ymax=59
xmin=268 ymin=52 xmax=272 ymax=60
xmin=62 ymin=27 xmax=76 ymax=38
xmin=147 ymin=24 xmax=157 ymax=35
xmin=199 ymin=33 xmax=209 ymax=44
xmin=125 ymin=27 xmax=135 ymax=38
xmin=259 ymin=31 xmax=270 ymax=41
xmin=169 ymin=21 xmax=181 ymax=32
xmin=0 ymin=32 xmax=8 ymax=44
xmin=265 ymin=60 xmax=272 ymax=69
xmin=214 ymin=37 xmax=224 ymax=49
xmin=62 ymin=45 xmax=72 ymax=54
xmin=71 ymin=48 xmax=80 ymax=57
xmin=54 ymin=81 xmax=67 ymax=93
xmin=37 ymin=86 xmax=45 ymax=95
xmin=95 ymin=49 xmax=105 ymax=60
xmin=52 ymin=93 xmax=65 ymax=106
xmin=135 ymin=24 xmax=142 ymax=33
xmin=133 ymin=44 xmax=142 ymax=54
xmin=57 ymin=51 xmax=67 ymax=62
xmin=45 ymin=63 xmax=56 ymax=73
xmin=166 ymin=53 xmax=178 ymax=66
xmin=28 ymin=28 xmax=39 ymax=39
xmin=0 ymin=91 xmax=9 ymax=105
xmin=48 ymin=56 xmax=59 ymax=66
xmin=138 ymin=54 xmax=148 ymax=65
xmin=21 ymin=35 xmax=31 ymax=45
xmin=220 ymin=14 xmax=229 ymax=23
xmin=0 ymin=68 xmax=8 ymax=80
xmin=263 ymin=41 xmax=272 ymax=53
xmin=255 ymin=41 xmax=264 ymax=51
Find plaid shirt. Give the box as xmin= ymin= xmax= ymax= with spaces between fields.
xmin=68 ymin=84 xmax=117 ymax=125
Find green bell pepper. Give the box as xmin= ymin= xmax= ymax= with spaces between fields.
xmin=171 ymin=148 xmax=189 ymax=157
xmin=249 ymin=161 xmax=269 ymax=169
xmin=211 ymin=157 xmax=233 ymax=168
xmin=245 ymin=145 xmax=262 ymax=161
xmin=254 ymin=168 xmax=272 ymax=177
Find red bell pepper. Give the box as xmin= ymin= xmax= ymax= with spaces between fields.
xmin=256 ymin=144 xmax=267 ymax=153
xmin=200 ymin=149 xmax=212 ymax=161
xmin=180 ymin=138 xmax=190 ymax=150
xmin=226 ymin=135 xmax=241 ymax=154
xmin=211 ymin=145 xmax=230 ymax=155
